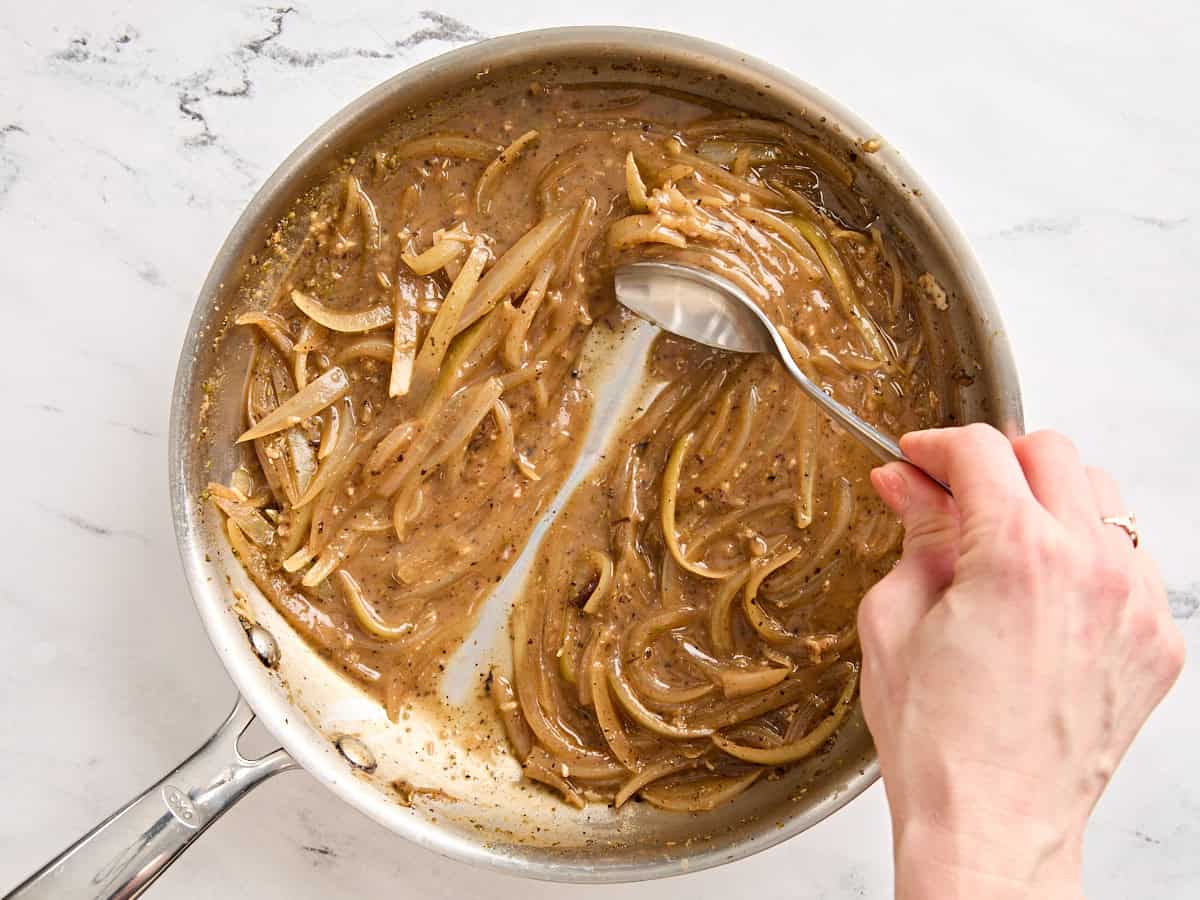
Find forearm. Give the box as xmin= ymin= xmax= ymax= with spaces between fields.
xmin=893 ymin=817 xmax=1084 ymax=900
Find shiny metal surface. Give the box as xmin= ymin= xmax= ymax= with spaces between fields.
xmin=10 ymin=26 xmax=1024 ymax=894
xmin=245 ymin=624 xmax=281 ymax=669
xmin=334 ymin=736 xmax=378 ymax=773
xmin=5 ymin=700 xmax=296 ymax=900
xmin=615 ymin=261 xmax=952 ymax=488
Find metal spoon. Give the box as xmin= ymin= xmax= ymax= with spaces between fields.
xmin=613 ymin=260 xmax=949 ymax=491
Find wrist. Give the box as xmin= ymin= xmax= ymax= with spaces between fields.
xmin=893 ymin=814 xmax=1084 ymax=900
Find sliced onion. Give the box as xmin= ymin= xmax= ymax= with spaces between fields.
xmin=695 ymin=140 xmax=783 ymax=167
xmin=712 ymin=668 xmax=858 ymax=764
xmin=401 ymin=238 xmax=467 ymax=276
xmin=661 ymin=432 xmax=739 ymax=580
xmin=607 ymin=215 xmax=686 ymax=251
xmin=488 ymin=671 xmax=533 ymax=762
xmin=501 ymin=257 xmax=555 ymax=368
xmin=282 ymin=545 xmax=316 ymax=573
xmin=556 ymin=612 xmax=584 ymax=685
xmin=335 ymin=336 xmax=393 ymax=363
xmin=742 ymin=588 xmax=805 ymax=648
xmin=389 ymin=279 xmax=421 ymax=397
xmin=207 ymin=481 xmax=244 ymax=504
xmin=421 ymin=378 xmax=504 ymax=474
xmin=235 ymin=312 xmax=294 ymax=356
xmin=615 ymin=757 xmax=701 ymax=809
xmin=378 ymin=377 xmax=503 ymax=498
xmin=515 ymin=451 xmax=540 ymax=482
xmin=739 ymin=209 xmax=892 ymax=364
xmin=285 ymin=426 xmax=317 ymax=498
xmin=705 ymin=573 xmax=744 ymax=657
xmin=455 ymin=210 xmax=573 ymax=335
xmin=580 ymin=550 xmax=615 ymax=615
xmin=334 ymin=569 xmax=413 ymax=640
xmin=624 ymin=152 xmax=649 ymax=212
xmin=607 ymin=653 xmax=713 ymax=740
xmin=718 ymin=666 xmax=791 ymax=699
xmin=317 ymin=403 xmax=340 ymax=460
xmin=211 ymin=494 xmax=275 ymax=547
xmin=237 ymin=367 xmax=349 ymax=443
xmin=640 ymin=769 xmax=763 ymax=812
xmin=348 ymin=176 xmax=381 ymax=250
xmin=408 ymin=243 xmax=490 ymax=405
xmin=393 ymin=134 xmax=500 ymax=161
xmin=763 ymin=557 xmax=843 ymax=607
xmin=793 ymin=399 xmax=819 ymax=528
xmin=291 ymin=290 xmax=393 ymax=333
xmin=662 ymin=141 xmax=779 ymax=203
xmin=767 ymin=477 xmax=855 ymax=604
xmin=364 ymin=419 xmax=418 ymax=480
xmin=685 ymin=117 xmax=854 ymax=186
xmin=625 ymin=607 xmax=698 ymax=661
xmin=590 ymin=637 xmax=639 ymax=769
xmin=302 ymin=531 xmax=363 ymax=588
xmin=295 ymin=399 xmax=360 ymax=508
xmin=521 ymin=747 xmax=584 ymax=809
xmin=690 ymin=676 xmax=818 ymax=731
xmin=628 ymin=666 xmax=715 ymax=706
xmin=476 ymin=129 xmax=539 ymax=213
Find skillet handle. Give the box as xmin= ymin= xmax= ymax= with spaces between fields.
xmin=5 ymin=697 xmax=296 ymax=900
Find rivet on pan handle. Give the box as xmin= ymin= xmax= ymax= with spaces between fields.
xmin=5 ymin=698 xmax=296 ymax=900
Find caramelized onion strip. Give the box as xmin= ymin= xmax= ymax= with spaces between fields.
xmin=503 ymin=257 xmax=556 ymax=368
xmin=235 ymin=312 xmax=294 ymax=357
xmin=614 ymin=757 xmax=702 ymax=808
xmin=335 ymin=336 xmax=393 ymax=363
xmin=408 ymin=243 xmax=491 ymax=405
xmin=237 ymin=367 xmax=349 ymax=443
xmin=590 ymin=639 xmax=639 ymax=770
xmin=607 ymin=215 xmax=686 ymax=251
xmin=580 ymin=550 xmax=615 ymax=615
xmin=294 ymin=398 xmax=358 ymax=507
xmin=291 ymin=290 xmax=393 ymax=334
xmin=625 ymin=152 xmax=649 ymax=211
xmin=767 ymin=477 xmax=856 ymax=603
xmin=476 ymin=129 xmax=539 ymax=213
xmin=455 ymin=210 xmax=573 ymax=334
xmin=793 ymin=399 xmax=819 ymax=528
xmin=393 ymin=134 xmax=499 ymax=161
xmin=712 ymin=667 xmax=858 ymax=764
xmin=401 ymin=238 xmax=467 ymax=276
xmin=607 ymin=652 xmax=714 ymax=740
xmin=640 ymin=769 xmax=763 ymax=812
xmin=335 ymin=569 xmax=413 ymax=640
xmin=661 ymin=433 xmax=739 ymax=580
xmin=489 ymin=671 xmax=533 ymax=762
xmin=389 ymin=279 xmax=421 ymax=397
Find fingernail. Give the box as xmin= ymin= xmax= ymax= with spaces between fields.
xmin=872 ymin=466 xmax=910 ymax=513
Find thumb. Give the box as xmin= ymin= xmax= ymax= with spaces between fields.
xmin=858 ymin=463 xmax=961 ymax=662
xmin=873 ymin=462 xmax=961 ymax=591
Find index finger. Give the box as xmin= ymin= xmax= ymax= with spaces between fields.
xmin=900 ymin=423 xmax=1033 ymax=525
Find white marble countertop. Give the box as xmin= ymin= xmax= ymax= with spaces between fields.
xmin=1 ymin=1 xmax=1197 ymax=896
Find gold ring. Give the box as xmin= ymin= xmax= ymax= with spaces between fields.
xmin=1101 ymin=513 xmax=1139 ymax=548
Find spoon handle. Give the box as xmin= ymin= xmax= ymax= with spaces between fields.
xmin=773 ymin=345 xmax=952 ymax=494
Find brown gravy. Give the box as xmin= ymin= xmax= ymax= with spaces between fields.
xmin=211 ymin=79 xmax=952 ymax=811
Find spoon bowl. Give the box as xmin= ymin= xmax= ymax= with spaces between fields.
xmin=614 ymin=260 xmax=950 ymax=491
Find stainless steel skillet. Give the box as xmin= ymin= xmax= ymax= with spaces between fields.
xmin=7 ymin=27 xmax=1023 ymax=898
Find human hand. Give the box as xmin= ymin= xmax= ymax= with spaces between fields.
xmin=857 ymin=424 xmax=1185 ymax=900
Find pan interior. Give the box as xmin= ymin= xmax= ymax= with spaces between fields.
xmin=172 ymin=31 xmax=1019 ymax=881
